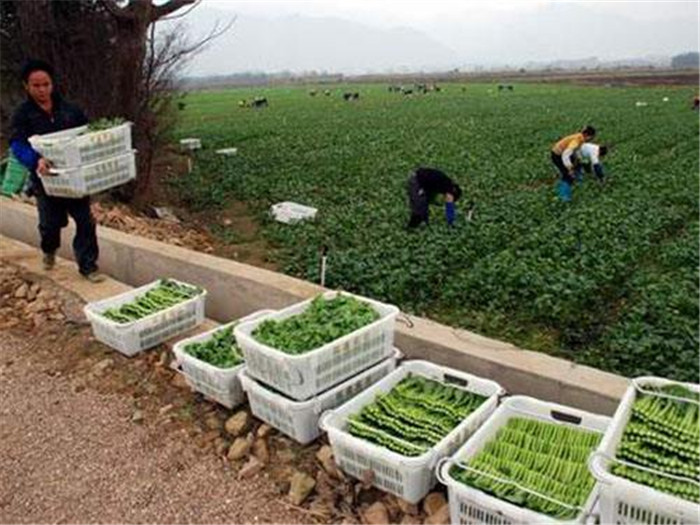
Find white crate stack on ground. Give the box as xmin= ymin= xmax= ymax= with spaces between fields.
xmin=234 ymin=291 xmax=398 ymax=401
xmin=240 ymin=348 xmax=402 ymax=445
xmin=29 ymin=122 xmax=132 ymax=168
xmin=437 ymin=396 xmax=611 ymax=525
xmin=42 ymin=151 xmax=136 ymax=198
xmin=84 ymin=279 xmax=206 ymax=357
xmin=171 ymin=310 xmax=275 ymax=409
xmin=589 ymin=377 xmax=700 ymax=525
xmin=270 ymin=202 xmax=318 ymax=224
xmin=320 ymin=360 xmax=504 ymax=504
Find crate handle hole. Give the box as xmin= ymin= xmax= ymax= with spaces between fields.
xmin=550 ymin=410 xmax=582 ymax=425
xmin=444 ymin=374 xmax=468 ymax=387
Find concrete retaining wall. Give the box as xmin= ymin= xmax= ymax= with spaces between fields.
xmin=0 ymin=198 xmax=629 ymax=414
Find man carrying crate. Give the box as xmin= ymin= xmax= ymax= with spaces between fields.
xmin=9 ymin=59 xmax=104 ymax=283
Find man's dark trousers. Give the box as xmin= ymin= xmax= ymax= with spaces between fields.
xmin=37 ymin=194 xmax=99 ymax=275
xmin=407 ymin=173 xmax=429 ymax=228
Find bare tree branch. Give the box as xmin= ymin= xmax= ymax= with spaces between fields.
xmin=151 ymin=0 xmax=197 ymax=22
xmin=158 ymin=0 xmax=202 ymax=22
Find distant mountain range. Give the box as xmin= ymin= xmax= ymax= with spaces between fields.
xmin=172 ymin=4 xmax=696 ymax=78
xmin=178 ymin=8 xmax=460 ymax=76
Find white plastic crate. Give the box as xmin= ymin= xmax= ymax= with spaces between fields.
xmin=42 ymin=151 xmax=136 ymax=198
xmin=29 ymin=122 xmax=132 ymax=168
xmin=589 ymin=377 xmax=700 ymax=524
xmin=172 ymin=310 xmax=275 ymax=409
xmin=240 ymin=348 xmax=401 ymax=445
xmin=270 ymin=201 xmax=318 ymax=224
xmin=84 ymin=279 xmax=206 ymax=357
xmin=320 ymin=360 xmax=504 ymax=504
xmin=234 ymin=291 xmax=398 ymax=401
xmin=437 ymin=396 xmax=611 ymax=524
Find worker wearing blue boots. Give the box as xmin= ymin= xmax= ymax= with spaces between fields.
xmin=550 ymin=126 xmax=596 ymax=202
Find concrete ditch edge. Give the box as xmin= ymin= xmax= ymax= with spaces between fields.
xmin=0 ymin=198 xmax=629 ymax=414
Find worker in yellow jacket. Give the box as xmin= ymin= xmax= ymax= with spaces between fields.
xmin=551 ymin=125 xmax=596 ymax=201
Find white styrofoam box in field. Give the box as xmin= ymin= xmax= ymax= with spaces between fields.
xmin=215 ymin=147 xmax=238 ymax=156
xmin=589 ymin=377 xmax=700 ymax=525
xmin=29 ymin=123 xmax=132 ymax=168
xmin=437 ymin=396 xmax=611 ymax=525
xmin=84 ymin=279 xmax=206 ymax=357
xmin=180 ymin=138 xmax=201 ymax=150
xmin=234 ymin=291 xmax=398 ymax=401
xmin=172 ymin=310 xmax=275 ymax=409
xmin=43 ymin=151 xmax=136 ymax=198
xmin=240 ymin=348 xmax=401 ymax=445
xmin=270 ymin=202 xmax=318 ymax=224
xmin=320 ymin=360 xmax=504 ymax=504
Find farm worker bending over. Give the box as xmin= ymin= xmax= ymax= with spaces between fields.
xmin=406 ymin=167 xmax=462 ymax=228
xmin=9 ymin=59 xmax=104 ymax=283
xmin=576 ymin=143 xmax=608 ymax=183
xmin=551 ymin=125 xmax=596 ymax=202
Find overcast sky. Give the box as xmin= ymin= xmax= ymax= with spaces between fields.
xmin=182 ymin=0 xmax=699 ymax=74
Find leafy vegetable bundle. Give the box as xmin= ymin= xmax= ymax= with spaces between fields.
xmin=347 ymin=374 xmax=487 ymax=457
xmin=450 ymin=418 xmax=601 ymax=520
xmin=252 ymin=294 xmax=379 ymax=354
xmin=184 ymin=325 xmax=243 ymax=368
xmin=611 ymin=384 xmax=700 ymax=503
xmin=102 ymin=279 xmax=202 ymax=324
xmin=86 ymin=117 xmax=127 ymax=132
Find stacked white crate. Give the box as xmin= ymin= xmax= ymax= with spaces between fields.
xmin=234 ymin=291 xmax=400 ymax=443
xmin=29 ymin=122 xmax=135 ymax=197
xmin=321 ymin=361 xmax=505 ymax=504
xmin=589 ymin=377 xmax=700 ymax=524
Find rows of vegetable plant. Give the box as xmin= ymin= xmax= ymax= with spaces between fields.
xmin=172 ymin=82 xmax=699 ymax=381
xmin=101 ymin=279 xmax=202 ymax=323
xmin=347 ymin=374 xmax=487 ymax=456
xmin=449 ymin=417 xmax=601 ymax=520
xmin=612 ymin=384 xmax=700 ymax=503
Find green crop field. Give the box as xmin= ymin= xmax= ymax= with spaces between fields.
xmin=172 ymin=82 xmax=699 ymax=382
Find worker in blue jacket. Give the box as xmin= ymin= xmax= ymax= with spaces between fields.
xmin=406 ymin=167 xmax=462 ymax=228
xmin=10 ymin=59 xmax=104 ymax=282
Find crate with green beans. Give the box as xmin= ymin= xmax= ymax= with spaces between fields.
xmin=320 ymin=361 xmax=503 ymax=503
xmin=438 ymin=396 xmax=610 ymax=524
xmin=29 ymin=117 xmax=132 ymax=168
xmin=234 ymin=291 xmax=398 ymax=400
xmin=84 ymin=279 xmax=206 ymax=356
xmin=172 ymin=310 xmax=274 ymax=409
xmin=590 ymin=377 xmax=700 ymax=524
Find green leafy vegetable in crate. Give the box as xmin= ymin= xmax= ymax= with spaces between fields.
xmin=101 ymin=279 xmax=202 ymax=324
xmin=611 ymin=384 xmax=700 ymax=503
xmin=252 ymin=294 xmax=379 ymax=354
xmin=449 ymin=418 xmax=602 ymax=520
xmin=347 ymin=374 xmax=487 ymax=457
xmin=184 ymin=325 xmax=243 ymax=368
xmin=86 ymin=117 xmax=126 ymax=132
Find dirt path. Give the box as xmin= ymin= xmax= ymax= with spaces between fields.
xmin=0 ymin=263 xmax=309 ymax=524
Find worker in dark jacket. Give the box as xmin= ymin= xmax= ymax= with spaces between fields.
xmin=406 ymin=167 xmax=462 ymax=228
xmin=10 ymin=59 xmax=104 ymax=282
